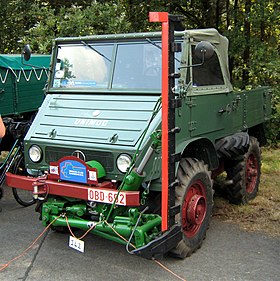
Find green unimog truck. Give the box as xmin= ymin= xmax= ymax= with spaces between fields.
xmin=6 ymin=13 xmax=271 ymax=259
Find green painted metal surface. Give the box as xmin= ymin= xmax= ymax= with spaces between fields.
xmin=86 ymin=160 xmax=106 ymax=178
xmin=42 ymin=198 xmax=161 ymax=248
xmin=24 ymin=93 xmax=160 ymax=180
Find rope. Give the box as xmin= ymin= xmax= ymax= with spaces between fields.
xmin=102 ymin=218 xmax=187 ymax=281
xmin=0 ymin=212 xmax=187 ymax=281
xmin=154 ymin=259 xmax=187 ymax=281
xmin=0 ymin=215 xmax=62 ymax=272
xmin=64 ymin=212 xmax=187 ymax=281
xmin=103 ymin=220 xmax=136 ymax=249
xmin=0 ymin=69 xmax=9 ymax=83
xmin=102 ymin=219 xmax=188 ymax=281
xmin=0 ymin=67 xmax=49 ymax=83
xmin=64 ymin=214 xmax=136 ymax=249
xmin=64 ymin=215 xmax=99 ymax=240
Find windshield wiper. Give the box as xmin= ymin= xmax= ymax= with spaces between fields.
xmin=146 ymin=38 xmax=181 ymax=63
xmin=81 ymin=40 xmax=111 ymax=62
xmin=146 ymin=38 xmax=162 ymax=50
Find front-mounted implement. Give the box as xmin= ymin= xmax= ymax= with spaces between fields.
xmin=6 ymin=12 xmax=184 ymax=259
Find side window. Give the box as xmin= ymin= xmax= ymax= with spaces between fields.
xmin=192 ymin=45 xmax=224 ymax=87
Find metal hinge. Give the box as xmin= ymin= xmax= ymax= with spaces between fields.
xmin=171 ymin=42 xmax=182 ymax=53
xmin=170 ymin=153 xmax=181 ymax=164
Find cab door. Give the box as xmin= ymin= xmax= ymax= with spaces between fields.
xmin=188 ymin=47 xmax=238 ymax=139
xmin=188 ymin=92 xmax=232 ymax=139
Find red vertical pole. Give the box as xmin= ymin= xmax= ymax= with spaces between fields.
xmin=149 ymin=12 xmax=169 ymax=231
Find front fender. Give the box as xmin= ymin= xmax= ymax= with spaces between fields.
xmin=176 ymin=137 xmax=219 ymax=171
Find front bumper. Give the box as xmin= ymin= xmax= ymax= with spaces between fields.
xmin=5 ymin=172 xmax=140 ymax=206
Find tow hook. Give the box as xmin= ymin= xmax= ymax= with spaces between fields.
xmin=32 ymin=179 xmax=48 ymax=200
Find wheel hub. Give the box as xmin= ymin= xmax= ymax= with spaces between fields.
xmin=182 ymin=180 xmax=207 ymax=238
xmin=187 ymin=194 xmax=206 ymax=225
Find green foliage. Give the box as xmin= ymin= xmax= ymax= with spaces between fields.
xmin=0 ymin=0 xmax=35 ymax=53
xmin=265 ymin=91 xmax=280 ymax=147
xmin=20 ymin=1 xmax=131 ymax=53
xmin=1 ymin=0 xmax=278 ymax=144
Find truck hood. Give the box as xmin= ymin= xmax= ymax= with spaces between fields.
xmin=26 ymin=94 xmax=160 ymax=148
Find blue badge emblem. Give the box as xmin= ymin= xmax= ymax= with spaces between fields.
xmin=60 ymin=159 xmax=87 ymax=184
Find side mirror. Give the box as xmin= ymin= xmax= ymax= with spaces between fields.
xmin=194 ymin=41 xmax=214 ymax=61
xmin=178 ymin=41 xmax=215 ymax=70
xmin=22 ymin=44 xmax=32 ymax=61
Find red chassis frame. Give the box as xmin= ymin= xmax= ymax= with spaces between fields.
xmin=5 ymin=172 xmax=139 ymax=207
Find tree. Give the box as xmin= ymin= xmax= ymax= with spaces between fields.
xmin=21 ymin=1 xmax=131 ymax=53
xmin=1 ymin=0 xmax=278 ymax=143
xmin=0 ymin=0 xmax=34 ymax=53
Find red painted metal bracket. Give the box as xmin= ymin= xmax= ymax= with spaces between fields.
xmin=149 ymin=12 xmax=169 ymax=231
xmin=5 ymin=172 xmax=140 ymax=206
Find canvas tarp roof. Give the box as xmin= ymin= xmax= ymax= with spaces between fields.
xmin=183 ymin=28 xmax=232 ymax=91
xmin=0 ymin=54 xmax=50 ymax=70
xmin=0 ymin=54 xmax=50 ymax=83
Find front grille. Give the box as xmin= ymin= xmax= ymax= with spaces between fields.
xmin=45 ymin=146 xmax=114 ymax=172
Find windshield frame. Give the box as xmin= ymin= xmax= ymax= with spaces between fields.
xmin=48 ymin=33 xmax=184 ymax=94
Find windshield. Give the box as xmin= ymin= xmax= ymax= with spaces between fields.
xmin=112 ymin=43 xmax=162 ymax=89
xmin=52 ymin=41 xmax=181 ymax=91
xmin=53 ymin=44 xmax=113 ymax=88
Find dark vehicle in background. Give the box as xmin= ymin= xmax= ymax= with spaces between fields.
xmin=0 ymin=54 xmax=50 ymax=204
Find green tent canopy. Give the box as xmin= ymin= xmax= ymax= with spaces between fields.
xmin=0 ymin=54 xmax=50 ymax=84
xmin=0 ymin=54 xmax=50 ymax=70
xmin=0 ymin=54 xmax=51 ymax=116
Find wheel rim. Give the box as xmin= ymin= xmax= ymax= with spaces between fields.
xmin=246 ymin=153 xmax=259 ymax=193
xmin=182 ymin=180 xmax=207 ymax=238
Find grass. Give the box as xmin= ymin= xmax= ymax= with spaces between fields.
xmin=213 ymin=146 xmax=280 ymax=237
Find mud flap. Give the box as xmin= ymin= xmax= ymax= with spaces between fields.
xmin=132 ymin=225 xmax=182 ymax=259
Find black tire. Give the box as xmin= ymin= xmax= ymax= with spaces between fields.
xmin=225 ymin=137 xmax=261 ymax=204
xmin=215 ymin=132 xmax=249 ymax=159
xmin=12 ymin=153 xmax=36 ymax=207
xmin=169 ymin=158 xmax=213 ymax=258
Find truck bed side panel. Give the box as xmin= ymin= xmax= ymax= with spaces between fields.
xmin=243 ymin=87 xmax=271 ymax=128
xmin=0 ymin=72 xmax=15 ymax=115
xmin=16 ymin=72 xmax=47 ymax=114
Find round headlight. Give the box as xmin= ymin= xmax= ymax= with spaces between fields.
xmin=29 ymin=145 xmax=42 ymax=163
xmin=116 ymin=154 xmax=132 ymax=173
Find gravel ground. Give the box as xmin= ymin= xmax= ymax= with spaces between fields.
xmin=1 ymin=185 xmax=279 ymax=281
